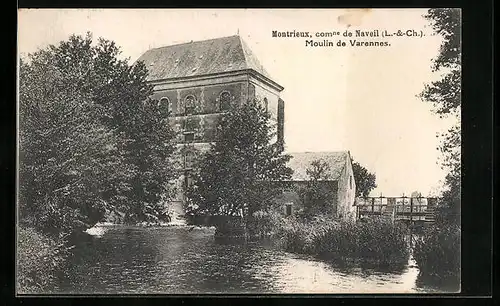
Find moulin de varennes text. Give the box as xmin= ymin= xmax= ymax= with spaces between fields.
xmin=271 ymin=30 xmax=389 ymax=47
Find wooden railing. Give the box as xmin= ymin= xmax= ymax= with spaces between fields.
xmin=355 ymin=196 xmax=440 ymax=223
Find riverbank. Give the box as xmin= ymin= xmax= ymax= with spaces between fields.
xmin=201 ymin=213 xmax=411 ymax=267
xmin=18 ymin=224 xmax=458 ymax=294
xmin=48 ymin=225 xmax=435 ymax=294
xmin=273 ymin=216 xmax=410 ymax=267
xmin=86 ymin=216 xmax=460 ymax=292
xmin=17 ymin=217 xmax=457 ymax=294
xmin=84 ymin=221 xmax=216 ymax=237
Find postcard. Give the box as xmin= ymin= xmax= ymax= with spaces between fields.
xmin=17 ymin=8 xmax=461 ymax=295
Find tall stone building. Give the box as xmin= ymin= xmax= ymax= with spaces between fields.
xmin=136 ymin=35 xmax=285 ymax=211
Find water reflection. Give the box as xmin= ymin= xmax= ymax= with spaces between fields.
xmin=54 ymin=226 xmax=452 ymax=294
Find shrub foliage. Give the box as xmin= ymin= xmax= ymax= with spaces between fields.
xmin=17 ymin=227 xmax=71 ymax=293
xmin=413 ymin=224 xmax=460 ymax=280
xmin=279 ymin=216 xmax=410 ymax=265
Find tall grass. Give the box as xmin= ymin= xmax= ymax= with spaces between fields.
xmin=413 ymin=223 xmax=460 ymax=282
xmin=212 ymin=210 xmax=289 ymax=240
xmin=248 ymin=209 xmax=287 ymax=239
xmin=17 ymin=226 xmax=71 ymax=293
xmin=279 ymin=216 xmax=410 ymax=265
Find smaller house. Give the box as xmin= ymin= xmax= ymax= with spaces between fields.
xmin=275 ymin=151 xmax=357 ymax=220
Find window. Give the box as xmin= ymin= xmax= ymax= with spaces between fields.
xmin=184 ymin=171 xmax=193 ymax=189
xmin=350 ymin=176 xmax=353 ymax=189
xmin=285 ymin=203 xmax=293 ymax=216
xmin=185 ymin=95 xmax=196 ymax=115
xmin=159 ymin=97 xmax=171 ymax=115
xmin=185 ymin=151 xmax=195 ymax=169
xmin=184 ymin=117 xmax=196 ymax=131
xmin=219 ymin=91 xmax=231 ymax=111
xmin=184 ymin=132 xmax=194 ymax=143
xmin=263 ymin=97 xmax=269 ymax=112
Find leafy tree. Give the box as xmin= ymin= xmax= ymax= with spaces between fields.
xmin=419 ymin=9 xmax=461 ymax=225
xmin=53 ymin=33 xmax=178 ymax=224
xmin=19 ymin=51 xmax=126 ymax=237
xmin=351 ymin=159 xmax=377 ymax=197
xmin=306 ymin=159 xmax=331 ymax=180
xmin=186 ymin=99 xmax=293 ymax=222
xmin=296 ymin=159 xmax=336 ymax=218
xmin=19 ymin=33 xmax=177 ymax=237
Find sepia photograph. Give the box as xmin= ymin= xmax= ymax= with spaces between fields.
xmin=16 ymin=8 xmax=461 ymax=295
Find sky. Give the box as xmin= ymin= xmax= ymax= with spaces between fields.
xmin=17 ymin=9 xmax=459 ymax=196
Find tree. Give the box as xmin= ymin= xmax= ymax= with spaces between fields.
xmin=54 ymin=33 xmax=178 ymax=224
xmin=306 ymin=159 xmax=331 ymax=180
xmin=351 ymin=159 xmax=377 ymax=197
xmin=419 ymin=9 xmax=461 ymax=225
xmin=18 ymin=33 xmax=177 ymax=237
xmin=186 ymin=99 xmax=293 ymax=221
xmin=19 ymin=50 xmax=124 ymax=237
xmin=296 ymin=159 xmax=336 ymax=218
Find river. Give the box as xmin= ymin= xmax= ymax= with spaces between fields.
xmin=53 ymin=225 xmax=454 ymax=294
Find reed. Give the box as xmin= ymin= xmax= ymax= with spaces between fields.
xmin=279 ymin=216 xmax=410 ymax=265
xmin=413 ymin=223 xmax=460 ymax=281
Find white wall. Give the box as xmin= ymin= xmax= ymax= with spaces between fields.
xmin=336 ymin=154 xmax=357 ymax=220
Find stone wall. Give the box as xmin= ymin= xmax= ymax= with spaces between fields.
xmin=167 ymin=114 xmax=221 ymax=143
xmin=152 ymin=82 xmax=245 ymax=116
xmin=274 ymin=181 xmax=338 ymax=216
xmin=249 ymin=81 xmax=283 ymax=145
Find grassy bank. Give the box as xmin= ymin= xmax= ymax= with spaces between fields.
xmin=274 ymin=215 xmax=410 ymax=266
xmin=192 ymin=210 xmax=411 ymax=266
xmin=17 ymin=226 xmax=71 ymax=293
xmin=413 ymin=223 xmax=460 ymax=283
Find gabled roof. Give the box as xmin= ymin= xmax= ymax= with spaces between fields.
xmin=135 ymin=35 xmax=275 ymax=82
xmin=286 ymin=151 xmax=350 ymax=181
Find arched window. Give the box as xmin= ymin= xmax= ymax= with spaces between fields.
xmin=185 ymin=151 xmax=195 ymax=169
xmin=159 ymin=97 xmax=171 ymax=115
xmin=184 ymin=170 xmax=193 ymax=189
xmin=184 ymin=95 xmax=196 ymax=115
xmin=350 ymin=176 xmax=353 ymax=189
xmin=219 ymin=91 xmax=231 ymax=111
xmin=263 ymin=97 xmax=269 ymax=112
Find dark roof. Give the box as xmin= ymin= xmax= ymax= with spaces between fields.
xmin=135 ymin=35 xmax=274 ymax=82
xmin=286 ymin=151 xmax=350 ymax=181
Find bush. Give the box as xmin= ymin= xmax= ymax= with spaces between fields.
xmin=247 ymin=209 xmax=287 ymax=239
xmin=279 ymin=216 xmax=410 ymax=265
xmin=413 ymin=223 xmax=460 ymax=281
xmin=214 ymin=216 xmax=248 ymax=239
xmin=351 ymin=218 xmax=410 ymax=264
xmin=280 ymin=219 xmax=315 ymax=253
xmin=17 ymin=226 xmax=70 ymax=293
